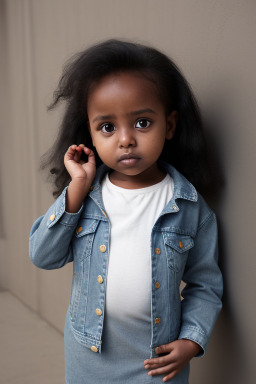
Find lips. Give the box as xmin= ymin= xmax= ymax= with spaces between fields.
xmin=118 ymin=153 xmax=140 ymax=161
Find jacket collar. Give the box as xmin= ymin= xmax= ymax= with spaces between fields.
xmin=158 ymin=160 xmax=197 ymax=202
xmin=88 ymin=161 xmax=198 ymax=217
xmin=158 ymin=160 xmax=198 ymax=215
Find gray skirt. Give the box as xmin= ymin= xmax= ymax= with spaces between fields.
xmin=64 ymin=308 xmax=189 ymax=384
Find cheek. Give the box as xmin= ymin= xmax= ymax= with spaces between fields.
xmin=145 ymin=135 xmax=166 ymax=156
xmin=90 ymin=134 xmax=103 ymax=151
xmin=94 ymin=141 xmax=114 ymax=163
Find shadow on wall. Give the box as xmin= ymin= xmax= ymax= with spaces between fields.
xmin=0 ymin=167 xmax=5 ymax=239
xmin=215 ymin=220 xmax=249 ymax=384
xmin=199 ymin=110 xmax=249 ymax=384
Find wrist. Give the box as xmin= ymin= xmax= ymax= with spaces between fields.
xmin=70 ymin=177 xmax=91 ymax=187
xmin=66 ymin=179 xmax=90 ymax=213
xmin=181 ymin=339 xmax=202 ymax=357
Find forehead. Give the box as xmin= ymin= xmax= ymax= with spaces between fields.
xmin=87 ymin=71 xmax=164 ymax=115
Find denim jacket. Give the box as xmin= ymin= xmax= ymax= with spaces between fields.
xmin=29 ymin=161 xmax=223 ymax=358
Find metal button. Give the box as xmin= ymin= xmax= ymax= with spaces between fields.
xmin=155 ymin=318 xmax=161 ymax=324
xmin=155 ymin=282 xmax=160 ymax=289
xmin=100 ymin=245 xmax=106 ymax=252
xmin=179 ymin=241 xmax=183 ymax=249
xmin=77 ymin=226 xmax=82 ymax=233
xmin=173 ymin=205 xmax=178 ymax=211
xmin=97 ymin=275 xmax=103 ymax=284
xmin=91 ymin=346 xmax=98 ymax=353
xmin=95 ymin=308 xmax=102 ymax=316
xmin=50 ymin=214 xmax=55 ymax=221
xmin=155 ymin=248 xmax=161 ymax=255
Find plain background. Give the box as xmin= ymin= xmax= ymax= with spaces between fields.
xmin=1 ymin=1 xmax=256 ymax=383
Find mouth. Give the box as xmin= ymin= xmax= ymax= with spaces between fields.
xmin=118 ymin=153 xmax=140 ymax=161
xmin=118 ymin=153 xmax=141 ymax=165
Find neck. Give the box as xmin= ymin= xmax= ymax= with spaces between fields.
xmin=109 ymin=164 xmax=166 ymax=189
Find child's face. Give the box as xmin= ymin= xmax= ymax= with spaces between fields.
xmin=87 ymin=71 xmax=177 ymax=188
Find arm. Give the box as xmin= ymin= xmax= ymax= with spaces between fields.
xmin=144 ymin=211 xmax=223 ymax=381
xmin=29 ymin=144 xmax=96 ymax=270
xmin=29 ymin=184 xmax=85 ymax=269
xmin=178 ymin=211 xmax=223 ymax=355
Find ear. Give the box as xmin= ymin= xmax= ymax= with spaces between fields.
xmin=165 ymin=110 xmax=178 ymax=140
xmin=87 ymin=121 xmax=95 ymax=147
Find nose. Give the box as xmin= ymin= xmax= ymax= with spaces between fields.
xmin=118 ymin=127 xmax=136 ymax=148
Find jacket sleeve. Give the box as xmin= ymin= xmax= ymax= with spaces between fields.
xmin=178 ymin=211 xmax=223 ymax=357
xmin=29 ymin=186 xmax=84 ymax=270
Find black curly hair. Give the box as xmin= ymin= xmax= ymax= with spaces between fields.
xmin=40 ymin=39 xmax=219 ymax=198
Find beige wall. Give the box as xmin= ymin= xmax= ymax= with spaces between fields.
xmin=1 ymin=1 xmax=256 ymax=383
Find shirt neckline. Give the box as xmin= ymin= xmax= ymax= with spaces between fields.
xmin=104 ymin=172 xmax=172 ymax=195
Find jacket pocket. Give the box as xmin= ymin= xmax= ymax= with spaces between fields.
xmin=73 ymin=218 xmax=99 ymax=261
xmin=163 ymin=233 xmax=194 ymax=272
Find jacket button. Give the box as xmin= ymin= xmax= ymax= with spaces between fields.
xmin=155 ymin=282 xmax=160 ymax=289
xmin=97 ymin=275 xmax=103 ymax=284
xmin=50 ymin=214 xmax=55 ymax=221
xmin=173 ymin=205 xmax=178 ymax=211
xmin=91 ymin=346 xmax=98 ymax=352
xmin=77 ymin=226 xmax=82 ymax=233
xmin=155 ymin=248 xmax=161 ymax=255
xmin=179 ymin=241 xmax=183 ymax=249
xmin=95 ymin=308 xmax=102 ymax=316
xmin=155 ymin=318 xmax=161 ymax=324
xmin=100 ymin=245 xmax=106 ymax=252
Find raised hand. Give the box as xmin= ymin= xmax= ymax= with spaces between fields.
xmin=144 ymin=339 xmax=201 ymax=382
xmin=64 ymin=144 xmax=97 ymax=213
xmin=64 ymin=144 xmax=96 ymax=184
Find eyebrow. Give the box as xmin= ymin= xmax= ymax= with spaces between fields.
xmin=92 ymin=108 xmax=157 ymax=123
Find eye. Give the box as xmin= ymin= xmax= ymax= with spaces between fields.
xmin=135 ymin=119 xmax=151 ymax=129
xmin=101 ymin=123 xmax=116 ymax=133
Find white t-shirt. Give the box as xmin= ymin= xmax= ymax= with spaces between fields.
xmin=101 ymin=172 xmax=174 ymax=324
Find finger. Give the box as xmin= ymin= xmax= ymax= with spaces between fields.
xmin=148 ymin=363 xmax=174 ymax=377
xmin=64 ymin=145 xmax=78 ymax=161
xmin=155 ymin=343 xmax=174 ymax=355
xmin=75 ymin=144 xmax=87 ymax=165
xmin=162 ymin=370 xmax=179 ymax=382
xmin=73 ymin=147 xmax=83 ymax=163
xmin=144 ymin=361 xmax=166 ymax=370
xmin=144 ymin=354 xmax=173 ymax=368
xmin=83 ymin=147 xmax=96 ymax=166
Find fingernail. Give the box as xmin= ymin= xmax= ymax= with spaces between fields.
xmin=144 ymin=364 xmax=149 ymax=369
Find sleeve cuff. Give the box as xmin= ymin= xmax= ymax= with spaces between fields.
xmin=178 ymin=326 xmax=207 ymax=358
xmin=46 ymin=186 xmax=84 ymax=228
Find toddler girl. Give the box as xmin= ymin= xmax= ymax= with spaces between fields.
xmin=29 ymin=39 xmax=223 ymax=383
